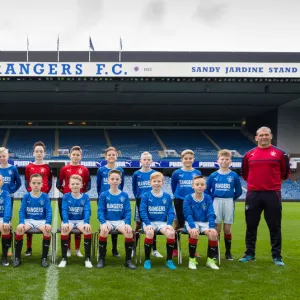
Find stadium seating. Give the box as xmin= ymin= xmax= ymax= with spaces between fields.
xmin=156 ymin=129 xmax=218 ymax=160
xmin=7 ymin=129 xmax=55 ymax=159
xmin=0 ymin=129 xmax=6 ymax=146
xmin=204 ymin=130 xmax=255 ymax=155
xmin=108 ymin=129 xmax=162 ymax=160
xmin=59 ymin=129 xmax=107 ymax=159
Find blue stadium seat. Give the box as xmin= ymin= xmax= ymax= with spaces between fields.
xmin=7 ymin=129 xmax=55 ymax=159
xmin=108 ymin=129 xmax=162 ymax=160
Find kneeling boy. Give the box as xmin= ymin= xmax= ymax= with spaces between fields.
xmin=58 ymin=175 xmax=93 ymax=268
xmin=140 ymin=172 xmax=176 ymax=270
xmin=183 ymin=175 xmax=219 ymax=270
xmin=14 ymin=174 xmax=52 ymax=267
xmin=97 ymin=170 xmax=136 ymax=269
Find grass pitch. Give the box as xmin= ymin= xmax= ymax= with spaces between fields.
xmin=0 ymin=202 xmax=299 ymax=300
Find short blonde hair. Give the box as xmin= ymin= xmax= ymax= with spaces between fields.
xmin=218 ymin=149 xmax=232 ymax=158
xmin=181 ymin=149 xmax=194 ymax=158
xmin=192 ymin=175 xmax=206 ymax=183
xmin=70 ymin=174 xmax=82 ymax=182
xmin=150 ymin=171 xmax=164 ymax=181
xmin=0 ymin=147 xmax=8 ymax=155
xmin=70 ymin=146 xmax=82 ymax=154
xmin=140 ymin=151 xmax=152 ymax=160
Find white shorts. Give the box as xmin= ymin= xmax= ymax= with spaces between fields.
xmin=106 ymin=220 xmax=125 ymax=231
xmin=185 ymin=221 xmax=209 ymax=233
xmin=143 ymin=221 xmax=168 ymax=233
xmin=68 ymin=220 xmax=84 ymax=229
xmin=213 ymin=198 xmax=234 ymax=224
xmin=25 ymin=219 xmax=46 ymax=229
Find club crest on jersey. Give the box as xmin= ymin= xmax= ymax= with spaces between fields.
xmin=78 ymin=168 xmax=83 ymax=174
xmin=8 ymin=170 xmax=12 ymax=175
xmin=80 ymin=200 xmax=85 ymax=206
xmin=39 ymin=200 xmax=44 ymax=206
xmin=270 ymin=151 xmax=277 ymax=157
xmin=227 ymin=176 xmax=233 ymax=183
xmin=40 ymin=167 xmax=45 ymax=173
xmin=162 ymin=198 xmax=167 ymax=205
xmin=120 ymin=196 xmax=125 ymax=203
xmin=202 ymin=203 xmax=207 ymax=211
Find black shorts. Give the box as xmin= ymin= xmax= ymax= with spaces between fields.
xmin=135 ymin=198 xmax=142 ymax=222
xmin=173 ymin=198 xmax=185 ymax=228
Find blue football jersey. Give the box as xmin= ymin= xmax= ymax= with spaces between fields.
xmin=0 ymin=190 xmax=11 ymax=223
xmin=132 ymin=169 xmax=156 ymax=199
xmin=183 ymin=193 xmax=216 ymax=229
xmin=62 ymin=193 xmax=91 ymax=224
xmin=19 ymin=192 xmax=52 ymax=224
xmin=140 ymin=191 xmax=175 ymax=226
xmin=98 ymin=190 xmax=131 ymax=225
xmin=206 ymin=170 xmax=242 ymax=200
xmin=0 ymin=165 xmax=21 ymax=195
xmin=96 ymin=166 xmax=124 ymax=196
xmin=171 ymin=168 xmax=202 ymax=200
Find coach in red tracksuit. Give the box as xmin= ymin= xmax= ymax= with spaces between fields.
xmin=239 ymin=126 xmax=290 ymax=266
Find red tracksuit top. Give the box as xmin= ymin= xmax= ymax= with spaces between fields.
xmin=241 ymin=145 xmax=290 ymax=191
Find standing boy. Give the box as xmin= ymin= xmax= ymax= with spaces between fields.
xmin=132 ymin=151 xmax=162 ymax=257
xmin=206 ymin=149 xmax=242 ymax=260
xmin=171 ymin=149 xmax=201 ymax=257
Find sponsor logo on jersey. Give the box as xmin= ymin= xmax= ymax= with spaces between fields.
xmin=138 ymin=180 xmax=150 ymax=187
xmin=27 ymin=207 xmax=43 ymax=213
xmin=148 ymin=206 xmax=165 ymax=212
xmin=215 ymin=183 xmax=231 ymax=189
xmin=107 ymin=203 xmax=123 ymax=209
xmin=69 ymin=207 xmax=83 ymax=213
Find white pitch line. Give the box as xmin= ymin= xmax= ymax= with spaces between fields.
xmin=43 ymin=200 xmax=59 ymax=300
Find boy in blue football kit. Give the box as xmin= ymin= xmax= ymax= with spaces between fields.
xmin=14 ymin=174 xmax=52 ymax=267
xmin=0 ymin=175 xmax=12 ymax=266
xmin=206 ymin=150 xmax=242 ymax=260
xmin=97 ymin=147 xmax=124 ymax=258
xmin=183 ymin=175 xmax=219 ymax=270
xmin=171 ymin=149 xmax=201 ymax=257
xmin=132 ymin=151 xmax=162 ymax=258
xmin=58 ymin=175 xmax=93 ymax=268
xmin=140 ymin=172 xmax=176 ymax=270
xmin=97 ymin=169 xmax=136 ymax=269
xmin=0 ymin=147 xmax=21 ymax=210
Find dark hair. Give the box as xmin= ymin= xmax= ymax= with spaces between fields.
xmin=30 ymin=173 xmax=43 ymax=181
xmin=33 ymin=141 xmax=46 ymax=151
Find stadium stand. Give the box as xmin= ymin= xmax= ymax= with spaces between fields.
xmin=108 ymin=129 xmax=162 ymax=160
xmin=0 ymin=129 xmax=6 ymax=146
xmin=204 ymin=129 xmax=255 ymax=155
xmin=59 ymin=129 xmax=107 ymax=159
xmin=7 ymin=129 xmax=55 ymax=159
xmin=157 ymin=129 xmax=217 ymax=160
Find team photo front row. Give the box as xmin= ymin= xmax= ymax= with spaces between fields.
xmin=0 ymin=126 xmax=290 ymax=270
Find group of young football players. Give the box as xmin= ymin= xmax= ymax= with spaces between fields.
xmin=0 ymin=142 xmax=242 ymax=271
